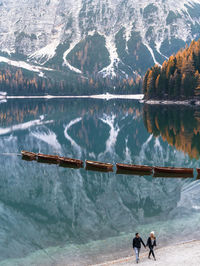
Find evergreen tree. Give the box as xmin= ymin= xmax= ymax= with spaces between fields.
xmin=143 ymin=38 xmax=200 ymax=100
xmin=146 ymin=70 xmax=154 ymax=98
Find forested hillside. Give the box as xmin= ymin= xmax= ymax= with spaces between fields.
xmin=143 ymin=39 xmax=200 ymax=99
xmin=0 ymin=64 xmax=142 ymax=95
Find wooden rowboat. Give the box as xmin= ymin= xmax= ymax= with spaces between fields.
xmin=37 ymin=153 xmax=59 ymax=164
xmin=59 ymin=157 xmax=83 ymax=168
xmin=21 ymin=150 xmax=37 ymax=161
xmin=196 ymin=168 xmax=200 ymax=175
xmin=85 ymin=160 xmax=113 ymax=172
xmin=154 ymin=166 xmax=193 ymax=175
xmin=116 ymin=163 xmax=153 ymax=174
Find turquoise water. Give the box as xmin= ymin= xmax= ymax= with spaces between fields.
xmin=0 ymin=99 xmax=200 ymax=265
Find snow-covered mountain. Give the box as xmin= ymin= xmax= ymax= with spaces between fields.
xmin=0 ymin=0 xmax=200 ymax=79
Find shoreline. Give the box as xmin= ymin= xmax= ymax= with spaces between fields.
xmin=0 ymin=93 xmax=144 ymax=101
xmin=93 ymin=239 xmax=200 ymax=266
xmin=143 ymin=99 xmax=200 ymax=105
xmin=2 ymin=94 xmax=200 ymax=106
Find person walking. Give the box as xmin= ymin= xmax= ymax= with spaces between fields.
xmin=146 ymin=231 xmax=157 ymax=260
xmin=132 ymin=232 xmax=146 ymax=263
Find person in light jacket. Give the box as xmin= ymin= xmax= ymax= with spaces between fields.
xmin=146 ymin=231 xmax=157 ymax=260
xmin=132 ymin=233 xmax=146 ymax=263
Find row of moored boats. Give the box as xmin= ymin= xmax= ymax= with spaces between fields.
xmin=21 ymin=151 xmax=199 ymax=177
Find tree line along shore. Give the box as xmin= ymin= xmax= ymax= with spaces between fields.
xmin=143 ymin=39 xmax=200 ymax=100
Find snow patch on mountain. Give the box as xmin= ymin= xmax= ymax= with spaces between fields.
xmin=62 ymin=0 xmax=83 ymax=74
xmin=63 ymin=44 xmax=82 ymax=74
xmin=99 ymin=35 xmax=120 ymax=77
xmin=0 ymin=0 xmax=200 ymax=77
xmin=29 ymin=39 xmax=60 ymax=65
xmin=0 ymin=56 xmax=53 ymax=76
xmin=144 ymin=42 xmax=160 ymax=66
xmin=1 ymin=48 xmax=14 ymax=56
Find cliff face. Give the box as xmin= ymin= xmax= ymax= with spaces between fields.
xmin=0 ymin=0 xmax=200 ymax=80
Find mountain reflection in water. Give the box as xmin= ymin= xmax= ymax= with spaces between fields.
xmin=0 ymin=99 xmax=200 ymax=266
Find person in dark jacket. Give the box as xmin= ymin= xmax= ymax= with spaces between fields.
xmin=146 ymin=231 xmax=156 ymax=260
xmin=132 ymin=233 xmax=146 ymax=263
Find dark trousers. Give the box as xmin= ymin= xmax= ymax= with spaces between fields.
xmin=148 ymin=247 xmax=155 ymax=258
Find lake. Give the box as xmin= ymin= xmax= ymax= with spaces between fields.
xmin=0 ymin=98 xmax=200 ymax=265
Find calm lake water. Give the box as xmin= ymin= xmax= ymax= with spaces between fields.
xmin=0 ymin=99 xmax=200 ymax=265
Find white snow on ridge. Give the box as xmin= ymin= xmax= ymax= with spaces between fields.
xmin=62 ymin=0 xmax=82 ymax=74
xmin=174 ymin=0 xmax=200 ymax=14
xmin=99 ymin=35 xmax=120 ymax=77
xmin=0 ymin=0 xmax=200 ymax=76
xmin=63 ymin=43 xmax=82 ymax=74
xmin=29 ymin=39 xmax=60 ymax=65
xmin=125 ymin=24 xmax=133 ymax=52
xmin=0 ymin=56 xmax=53 ymax=75
xmin=1 ymin=48 xmax=14 ymax=56
xmin=144 ymin=42 xmax=161 ymax=66
xmin=29 ymin=20 xmax=64 ymax=64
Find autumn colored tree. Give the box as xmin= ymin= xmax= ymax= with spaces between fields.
xmin=144 ymin=38 xmax=200 ymax=99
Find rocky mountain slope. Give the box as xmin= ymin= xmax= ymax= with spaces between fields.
xmin=0 ymin=0 xmax=200 ymax=83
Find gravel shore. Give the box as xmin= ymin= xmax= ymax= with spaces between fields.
xmin=94 ymin=240 xmax=200 ymax=266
